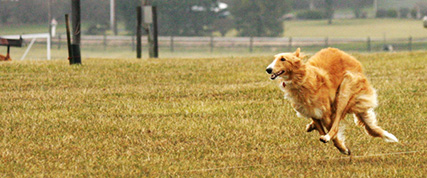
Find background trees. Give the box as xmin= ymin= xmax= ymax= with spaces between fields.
xmin=230 ymin=0 xmax=290 ymax=37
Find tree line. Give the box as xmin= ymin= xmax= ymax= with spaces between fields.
xmin=0 ymin=0 xmax=377 ymax=37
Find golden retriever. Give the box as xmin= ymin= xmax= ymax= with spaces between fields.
xmin=266 ymin=48 xmax=398 ymax=155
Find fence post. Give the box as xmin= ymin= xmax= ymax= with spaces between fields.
xmin=103 ymin=33 xmax=107 ymax=51
xmin=249 ymin=36 xmax=253 ymax=53
xmin=58 ymin=33 xmax=61 ymax=50
xmin=324 ymin=37 xmax=329 ymax=48
xmin=170 ymin=35 xmax=174 ymax=52
xmin=210 ymin=35 xmax=214 ymax=53
xmin=408 ymin=36 xmax=412 ymax=51
xmin=136 ymin=6 xmax=142 ymax=59
xmin=131 ymin=35 xmax=135 ymax=52
xmin=152 ymin=6 xmax=159 ymax=58
xmin=367 ymin=36 xmax=371 ymax=52
xmin=288 ymin=37 xmax=292 ymax=51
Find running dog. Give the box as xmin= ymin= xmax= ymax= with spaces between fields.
xmin=266 ymin=48 xmax=398 ymax=155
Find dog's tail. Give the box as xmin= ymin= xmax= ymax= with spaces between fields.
xmin=353 ymin=109 xmax=398 ymax=142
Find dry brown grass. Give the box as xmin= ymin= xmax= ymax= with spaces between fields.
xmin=0 ymin=51 xmax=426 ymax=177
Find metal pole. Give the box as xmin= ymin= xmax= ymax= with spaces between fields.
xmin=110 ymin=0 xmax=117 ymax=35
xmin=48 ymin=0 xmax=52 ymax=60
xmin=72 ymin=0 xmax=81 ymax=45
xmin=136 ymin=6 xmax=142 ymax=58
xmin=152 ymin=6 xmax=159 ymax=58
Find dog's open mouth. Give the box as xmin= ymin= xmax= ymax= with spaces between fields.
xmin=270 ymin=70 xmax=285 ymax=80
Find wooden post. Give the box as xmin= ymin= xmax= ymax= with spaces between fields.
xmin=367 ymin=36 xmax=371 ymax=52
xmin=65 ymin=14 xmax=73 ymax=64
xmin=71 ymin=0 xmax=81 ymax=64
xmin=210 ymin=34 xmax=214 ymax=53
xmin=131 ymin=36 xmax=135 ymax=52
xmin=152 ymin=6 xmax=159 ymax=58
xmin=71 ymin=0 xmax=81 ymax=45
xmin=408 ymin=36 xmax=412 ymax=51
xmin=136 ymin=6 xmax=142 ymax=58
xmin=170 ymin=35 xmax=174 ymax=52
xmin=249 ymin=36 xmax=253 ymax=53
xmin=58 ymin=34 xmax=61 ymax=50
xmin=288 ymin=37 xmax=292 ymax=51
xmin=103 ymin=33 xmax=107 ymax=51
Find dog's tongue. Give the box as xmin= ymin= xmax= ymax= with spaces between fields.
xmin=270 ymin=74 xmax=276 ymax=80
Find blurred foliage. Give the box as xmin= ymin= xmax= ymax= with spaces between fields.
xmin=230 ymin=0 xmax=290 ymax=37
xmin=117 ymin=0 xmax=219 ymax=36
xmin=297 ymin=10 xmax=326 ymax=19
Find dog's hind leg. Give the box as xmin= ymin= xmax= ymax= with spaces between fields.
xmin=332 ymin=123 xmax=351 ymax=155
xmin=319 ymin=72 xmax=356 ymax=143
xmin=354 ymin=110 xmax=398 ymax=142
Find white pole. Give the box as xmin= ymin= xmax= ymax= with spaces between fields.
xmin=21 ymin=38 xmax=36 ymax=60
xmin=47 ymin=34 xmax=51 ymax=60
xmin=110 ymin=0 xmax=115 ymax=32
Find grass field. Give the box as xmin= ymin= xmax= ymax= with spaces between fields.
xmin=284 ymin=19 xmax=427 ymax=38
xmin=0 ymin=51 xmax=426 ymax=176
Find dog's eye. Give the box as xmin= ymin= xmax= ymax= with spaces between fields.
xmin=281 ymin=57 xmax=286 ymax=61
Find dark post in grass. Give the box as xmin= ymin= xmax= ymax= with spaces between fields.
xmin=136 ymin=6 xmax=142 ymax=59
xmin=408 ymin=36 xmax=412 ymax=52
xmin=65 ymin=14 xmax=73 ymax=64
xmin=70 ymin=0 xmax=81 ymax=64
xmin=288 ymin=37 xmax=292 ymax=51
xmin=152 ymin=6 xmax=159 ymax=58
xmin=143 ymin=5 xmax=159 ymax=58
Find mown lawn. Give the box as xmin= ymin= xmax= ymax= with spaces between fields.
xmin=284 ymin=19 xmax=426 ymax=38
xmin=0 ymin=51 xmax=426 ymax=176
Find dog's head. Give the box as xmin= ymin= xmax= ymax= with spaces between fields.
xmin=266 ymin=48 xmax=304 ymax=80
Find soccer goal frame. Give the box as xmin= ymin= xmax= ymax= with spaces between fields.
xmin=0 ymin=33 xmax=51 ymax=60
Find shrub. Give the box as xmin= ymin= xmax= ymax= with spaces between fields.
xmin=296 ymin=10 xmax=325 ymax=20
xmin=399 ymin=8 xmax=410 ymax=18
xmin=376 ymin=9 xmax=398 ymax=18
xmin=386 ymin=9 xmax=398 ymax=18
xmin=376 ymin=9 xmax=387 ymax=18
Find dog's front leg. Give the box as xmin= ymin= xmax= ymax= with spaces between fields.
xmin=309 ymin=118 xmax=326 ymax=135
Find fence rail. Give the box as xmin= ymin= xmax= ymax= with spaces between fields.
xmin=54 ymin=35 xmax=426 ymax=52
xmin=8 ymin=34 xmax=427 ymax=59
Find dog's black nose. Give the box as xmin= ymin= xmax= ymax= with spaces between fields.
xmin=266 ymin=68 xmax=273 ymax=74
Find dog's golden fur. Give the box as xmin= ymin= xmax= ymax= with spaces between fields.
xmin=266 ymin=48 xmax=398 ymax=155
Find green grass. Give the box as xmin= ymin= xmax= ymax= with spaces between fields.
xmin=284 ymin=19 xmax=426 ymax=38
xmin=0 ymin=51 xmax=426 ymax=176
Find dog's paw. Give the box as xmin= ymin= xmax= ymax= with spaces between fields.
xmin=340 ymin=149 xmax=351 ymax=155
xmin=306 ymin=123 xmax=316 ymax=132
xmin=319 ymin=135 xmax=330 ymax=143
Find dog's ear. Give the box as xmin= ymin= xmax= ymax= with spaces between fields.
xmin=294 ymin=48 xmax=301 ymax=57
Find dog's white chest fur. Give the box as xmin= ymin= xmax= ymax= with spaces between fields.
xmin=281 ymin=85 xmax=324 ymax=119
